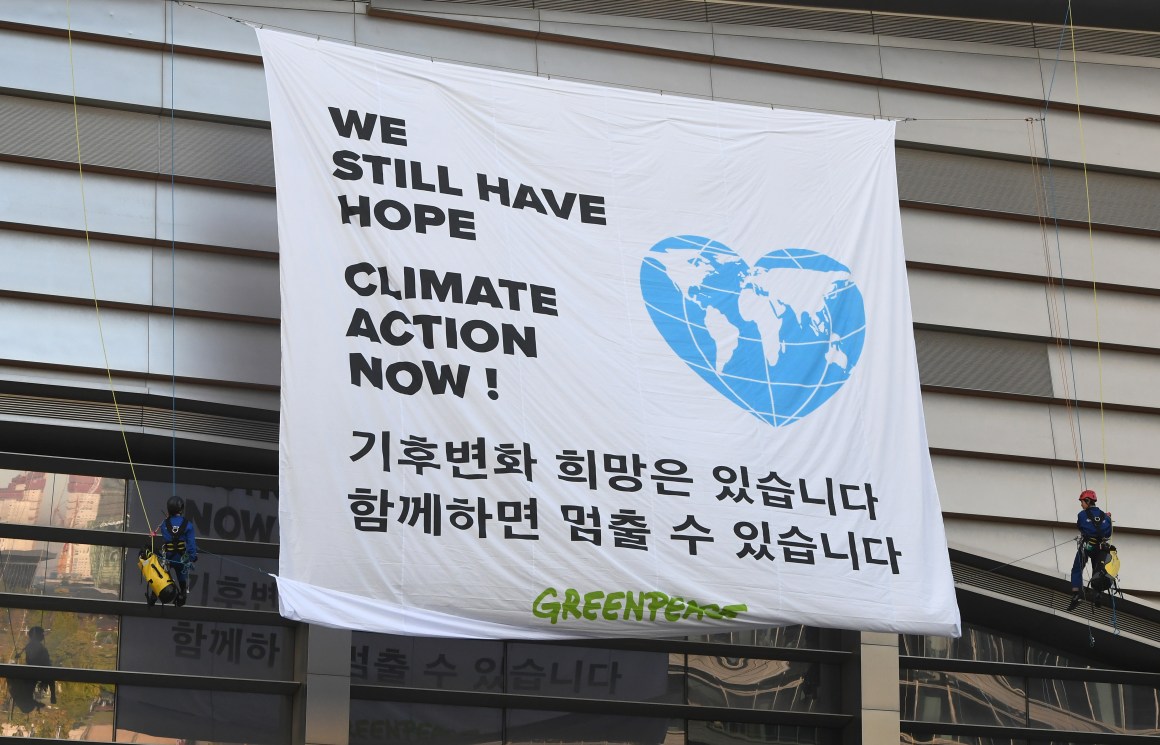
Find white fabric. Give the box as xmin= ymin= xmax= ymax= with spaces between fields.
xmin=260 ymin=28 xmax=960 ymax=639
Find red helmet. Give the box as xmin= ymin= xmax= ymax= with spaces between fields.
xmin=1079 ymin=490 xmax=1097 ymax=503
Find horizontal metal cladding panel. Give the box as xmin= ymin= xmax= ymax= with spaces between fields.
xmin=151 ymin=247 xmax=279 ymax=320
xmin=0 ymin=230 xmax=154 ymax=305
xmin=0 ymin=298 xmax=277 ymax=388
xmin=146 ymin=315 xmax=279 ymax=388
xmin=0 ymin=162 xmax=277 ymax=253
xmin=1048 ymin=405 xmax=1160 ymax=473
xmin=0 ymin=95 xmax=273 ymax=186
xmin=878 ymin=45 xmax=1045 ymax=101
xmin=914 ymin=330 xmax=1053 ymax=397
xmin=900 ymin=210 xmax=1160 ymax=294
xmin=922 ymin=392 xmax=1057 ymax=461
xmin=0 ymin=392 xmax=278 ymax=444
xmin=896 ymin=149 xmax=1160 ymax=233
xmin=535 ymin=0 xmax=708 ymax=23
xmin=1036 ymin=57 xmax=1160 ymax=119
xmin=947 ymin=521 xmax=1072 ymax=585
xmin=908 ymin=271 xmax=1053 ymax=339
xmin=1035 ymin=24 xmax=1160 ymax=58
xmin=1049 ymin=346 xmax=1160 ymax=411
xmin=931 ymin=456 xmax=1061 ymax=522
xmin=873 ymin=13 xmax=1035 ymax=48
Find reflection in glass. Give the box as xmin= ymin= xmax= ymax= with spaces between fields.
xmin=0 ymin=540 xmax=123 ymax=598
xmin=127 ymin=480 xmax=279 ymax=543
xmin=508 ymin=644 xmax=678 ymax=703
xmin=0 ymin=609 xmax=117 ymax=672
xmin=1028 ymin=677 xmax=1160 ymax=735
xmin=688 ymin=656 xmax=835 ymax=712
xmin=506 ymin=709 xmax=674 ymax=744
xmin=901 ymin=735 xmax=1025 ymax=744
xmin=901 ymin=670 xmax=1027 ymax=727
xmin=119 ymin=550 xmax=277 ymax=609
xmin=1 ymin=680 xmax=116 ymax=740
xmin=351 ymin=633 xmax=503 ymax=691
xmin=688 ymin=720 xmax=832 ymax=745
xmin=116 ymin=685 xmax=290 ymax=744
xmin=350 ymin=700 xmax=502 ymax=745
xmin=688 ymin=625 xmax=834 ymax=650
xmin=120 ymin=616 xmax=292 ymax=680
xmin=0 ymin=471 xmax=125 ymax=531
xmin=900 ymin=623 xmax=1022 ymax=663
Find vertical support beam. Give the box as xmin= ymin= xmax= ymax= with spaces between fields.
xmin=293 ymin=624 xmax=352 ymax=745
xmin=857 ymin=631 xmax=900 ymax=744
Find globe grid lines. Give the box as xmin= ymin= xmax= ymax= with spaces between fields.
xmin=641 ymin=235 xmax=865 ymax=427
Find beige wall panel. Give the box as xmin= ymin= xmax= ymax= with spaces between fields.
xmin=0 ymin=0 xmax=163 ymax=40
xmin=931 ymin=455 xmax=1058 ymax=521
xmin=902 ymin=211 xmax=1053 ymax=278
xmin=905 ymin=211 xmax=1160 ymax=292
xmin=540 ymin=17 xmax=716 ymax=57
xmin=1049 ymin=347 xmax=1160 ymax=409
xmin=1045 ymin=285 xmax=1160 ymax=348
xmin=0 ymin=298 xmax=150 ymax=373
xmin=908 ymin=271 xmax=1052 ymax=337
xmin=0 ymin=163 xmax=158 ymax=239
xmin=945 ymin=519 xmax=1067 ymax=578
xmin=923 ymin=393 xmax=1056 ymax=459
xmin=162 ymin=53 xmax=269 ymax=122
xmin=353 ymin=14 xmax=540 ymax=76
xmin=1105 ymin=533 xmax=1160 ymax=597
xmin=1049 ymin=405 xmax=1160 ymax=471
xmin=151 ymin=248 xmax=279 ymax=320
xmin=1038 ymin=56 xmax=1160 ymax=118
xmin=147 ymin=315 xmax=279 ymax=387
xmin=887 ymin=91 xmax=1042 ymax=161
xmin=0 ymin=231 xmax=153 ymax=306
xmin=157 ymin=182 xmax=276 ymax=254
xmin=709 ymin=65 xmax=881 ymax=117
xmin=536 ymin=39 xmax=713 ymax=97
xmin=176 ymin=2 xmax=357 ymax=54
xmin=711 ymin=30 xmax=883 ymax=77
xmin=1037 ymin=109 xmax=1160 ymax=175
xmin=160 ymin=381 xmax=279 ymax=412
xmin=880 ymin=45 xmax=1045 ymax=99
xmin=0 ymin=31 xmax=162 ymax=109
xmin=1048 ymin=466 xmax=1160 ymax=530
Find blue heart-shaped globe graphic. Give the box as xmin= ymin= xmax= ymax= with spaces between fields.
xmin=640 ymin=236 xmax=866 ymax=427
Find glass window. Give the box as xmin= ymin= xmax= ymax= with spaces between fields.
xmin=687 ymin=655 xmax=837 ymax=712
xmin=351 ymin=633 xmax=503 ymax=691
xmin=119 ymin=549 xmax=278 ymax=609
xmin=0 ymin=470 xmax=126 ymax=531
xmin=901 ymin=735 xmax=1026 ymax=744
xmin=688 ymin=720 xmax=835 ymax=745
xmin=1028 ymin=677 xmax=1160 ymax=735
xmin=126 ymin=481 xmax=278 ymax=543
xmin=0 ymin=609 xmax=118 ymax=672
xmin=349 ymin=700 xmax=502 ymax=745
xmin=901 ymin=670 xmax=1027 ymax=727
xmin=0 ymin=541 xmax=122 ymax=598
xmin=506 ymin=709 xmax=677 ymax=744
xmin=115 ymin=685 xmax=290 ymax=744
xmin=119 ymin=616 xmax=292 ymax=680
xmin=1 ymin=680 xmax=116 ymax=740
xmin=508 ymin=644 xmax=681 ymax=703
xmin=900 ymin=623 xmax=1022 ymax=663
xmin=688 ymin=625 xmax=838 ymax=650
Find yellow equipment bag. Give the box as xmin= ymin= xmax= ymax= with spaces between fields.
xmin=1104 ymin=548 xmax=1121 ymax=579
xmin=138 ymin=548 xmax=179 ymax=605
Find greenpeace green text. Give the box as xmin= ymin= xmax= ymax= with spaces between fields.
xmin=532 ymin=587 xmax=748 ymax=624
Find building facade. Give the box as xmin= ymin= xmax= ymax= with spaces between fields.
xmin=1 ymin=0 xmax=1159 ymax=743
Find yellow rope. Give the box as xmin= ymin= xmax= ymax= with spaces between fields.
xmin=1067 ymin=3 xmax=1110 ymax=512
xmin=66 ymin=0 xmax=153 ymax=548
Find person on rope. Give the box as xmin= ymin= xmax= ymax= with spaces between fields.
xmin=1067 ymin=489 xmax=1112 ymax=611
xmin=157 ymin=496 xmax=198 ymax=607
xmin=7 ymin=626 xmax=56 ymax=713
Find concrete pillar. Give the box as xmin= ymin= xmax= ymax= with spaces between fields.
xmin=294 ymin=624 xmax=352 ymax=745
xmin=857 ymin=631 xmax=901 ymax=745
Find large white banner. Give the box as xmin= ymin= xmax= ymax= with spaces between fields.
xmin=260 ymin=29 xmax=960 ymax=639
